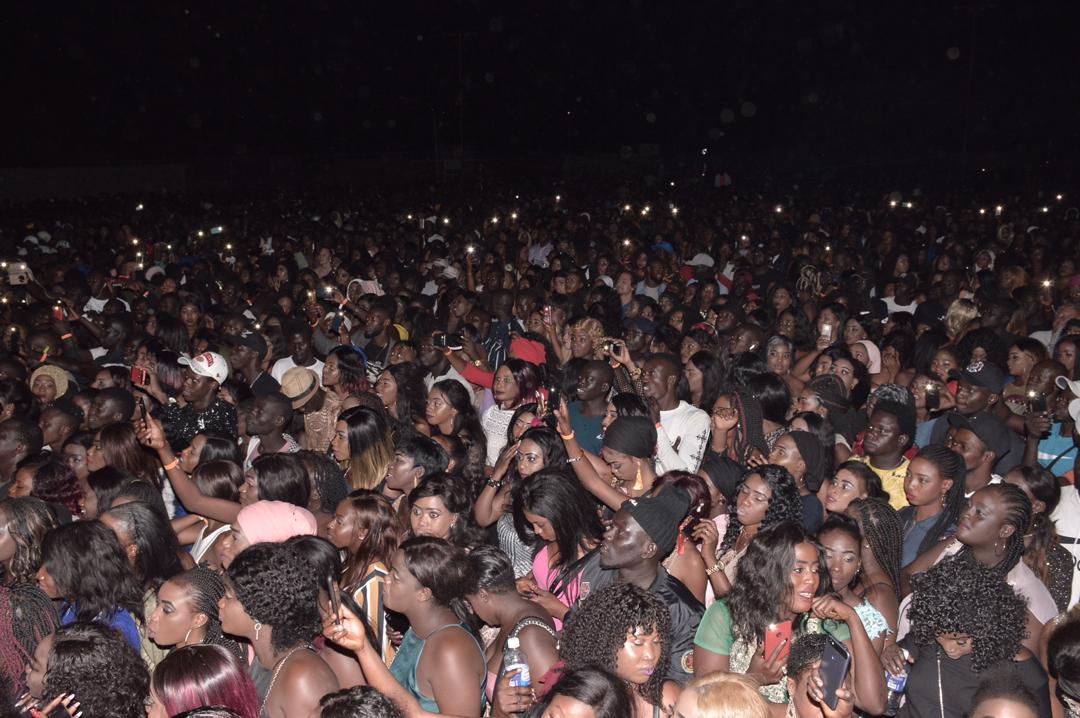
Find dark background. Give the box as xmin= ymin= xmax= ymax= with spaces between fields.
xmin=5 ymin=1 xmax=1077 ymax=185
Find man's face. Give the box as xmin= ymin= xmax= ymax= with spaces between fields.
xmin=39 ymin=409 xmax=71 ymax=448
xmin=228 ymin=344 xmax=253 ymax=371
xmin=417 ymin=335 xmax=442 ymax=370
xmin=364 ymin=310 xmax=390 ymax=339
xmin=648 ymin=261 xmax=664 ymax=283
xmin=87 ymin=396 xmax=119 ymax=430
xmin=946 ymin=428 xmax=991 ymax=472
xmin=955 ymin=380 xmax=993 ymax=414
xmin=642 ymin=358 xmax=674 ymax=400
xmin=450 ymin=296 xmax=472 ymax=319
xmin=247 ymin=397 xmax=276 ymax=436
xmin=862 ymin=411 xmax=904 ymax=457
xmin=576 ymin=366 xmax=608 ymax=402
xmin=625 ymin=328 xmax=649 ymax=353
xmin=289 ymin=332 xmax=313 ymax=363
xmin=729 ymin=327 xmax=756 ymax=355
xmin=181 ymin=369 xmax=215 ymax=404
xmin=599 ymin=510 xmax=650 ymax=569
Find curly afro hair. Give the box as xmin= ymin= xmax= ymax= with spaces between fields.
xmin=226 ymin=543 xmax=321 ymax=652
xmin=559 ymin=583 xmax=670 ymax=708
xmin=44 ymin=621 xmax=149 ymax=718
xmin=908 ymin=556 xmax=1027 ymax=672
xmin=718 ymin=464 xmax=803 ymax=556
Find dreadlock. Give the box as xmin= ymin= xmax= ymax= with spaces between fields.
xmin=848 ymin=497 xmax=902 ymax=596
xmin=0 ymin=583 xmax=58 ymax=695
xmin=911 ymin=445 xmax=967 ymax=558
xmin=170 ymin=567 xmax=244 ymax=660
xmin=958 ymin=483 xmax=1031 ymax=576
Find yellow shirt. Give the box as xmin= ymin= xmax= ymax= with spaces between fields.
xmin=857 ymin=455 xmax=910 ymax=509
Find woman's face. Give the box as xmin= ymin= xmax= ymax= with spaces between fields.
xmin=903 ymin=457 xmax=952 ymax=508
xmin=322 ymin=354 xmax=341 ymax=388
xmin=11 ymin=468 xmax=34 ymax=498
xmin=680 ymin=337 xmax=700 ymax=366
xmin=820 ymin=529 xmax=860 ymax=593
xmin=525 ymin=311 xmax=546 ymax=335
xmin=772 ymin=288 xmax=793 ymax=314
xmin=410 ymin=496 xmax=456 ymax=539
xmin=1055 ymin=341 xmax=1078 ymax=373
xmin=813 ymin=354 xmax=834 ymax=378
xmin=217 ymin=577 xmax=255 ymax=638
xmin=374 ymin=371 xmax=398 ymax=412
xmin=843 ymin=319 xmax=868 ymax=344
xmin=91 ymin=370 xmax=114 ymax=390
xmin=1002 ymin=471 xmax=1046 ymax=515
xmin=1006 ymin=347 xmax=1035 ymax=379
xmin=148 ymin=579 xmax=203 ymax=648
xmin=931 ymin=350 xmax=959 ymax=380
xmin=331 ymin=420 xmax=350 ymax=461
xmin=818 ymin=309 xmax=839 ymax=337
xmin=217 ymin=527 xmax=251 ymax=570
xmin=787 ymin=542 xmax=821 ymax=614
xmin=735 ymin=473 xmax=772 ymax=528
xmin=179 ymin=434 xmax=207 ymax=475
xmin=523 ymin=510 xmax=556 ymax=544
xmin=767 ymin=435 xmax=804 ymax=481
xmin=540 ymin=695 xmax=597 ymax=718
xmin=62 ymin=445 xmax=88 ymax=486
xmin=600 ymin=447 xmax=637 ymax=483
xmin=239 ymin=467 xmax=258 ymax=506
xmin=86 ymin=432 xmax=106 ymax=472
xmin=493 ymin=366 xmax=521 ymax=406
xmin=180 ymin=303 xmax=201 ymax=330
xmin=35 ymin=565 xmax=59 ymax=598
xmin=516 ymin=438 xmax=546 ymax=479
xmin=425 ymin=389 xmax=456 ymax=429
xmin=955 ymin=488 xmax=1010 ymax=550
xmin=776 ymin=311 xmax=796 ymax=339
xmin=766 ymin=342 xmax=792 ymax=375
xmin=384 ymin=549 xmax=423 ymax=614
xmin=31 ymin=375 xmax=57 ymax=404
xmin=24 ymin=632 xmax=54 ymax=699
xmin=829 ymin=358 xmax=858 ymax=391
xmin=389 ymin=343 xmax=417 ymax=365
xmin=601 ymin=403 xmax=619 ymax=432
xmin=826 ymin=469 xmax=868 ymax=514
xmin=326 ymin=500 xmax=363 ymax=550
xmin=614 ymin=626 xmax=663 ymax=686
xmin=570 ymin=331 xmax=594 ymax=360
xmin=683 ymin=361 xmax=703 ymax=397
xmin=848 ymin=342 xmax=870 ymax=368
xmin=512 ymin=412 xmax=536 ymax=441
xmin=936 ymin=631 xmax=974 ymax=660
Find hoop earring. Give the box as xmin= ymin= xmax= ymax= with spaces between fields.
xmin=183 ymin=627 xmax=193 ymax=644
xmin=253 ymin=621 xmax=262 ymax=641
xmin=633 ymin=461 xmax=644 ymax=492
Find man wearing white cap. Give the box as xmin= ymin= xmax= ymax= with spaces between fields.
xmin=155 ymin=351 xmax=237 ymax=452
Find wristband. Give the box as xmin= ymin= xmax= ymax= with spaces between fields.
xmin=486 ymin=478 xmax=504 ymax=491
xmin=163 ymin=459 xmax=180 ymax=472
xmin=558 ymin=430 xmax=576 ymax=440
xmin=567 ymin=454 xmax=584 ymax=464
xmin=60 ymin=333 xmax=73 ymax=341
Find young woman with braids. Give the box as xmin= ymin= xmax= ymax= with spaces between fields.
xmin=326 ymin=490 xmax=403 ymax=663
xmin=694 ymin=522 xmax=886 ymax=713
xmin=297 ymin=449 xmax=351 ymax=537
xmin=882 ymin=558 xmax=1052 ymax=717
xmin=896 ymin=445 xmax=967 ymax=574
xmin=817 ymin=514 xmax=893 ymax=654
xmin=1003 ymin=464 xmax=1074 ymax=612
xmin=900 ymin=483 xmax=1058 ymax=652
xmin=0 ymin=498 xmax=58 ymax=695
xmin=692 ymin=464 xmax=803 ymax=600
xmin=219 ymin=542 xmax=339 ymax=718
xmin=147 ymin=566 xmax=244 ymax=658
xmin=147 ymin=644 xmax=260 ymax=718
xmin=845 ymin=497 xmax=903 ymax=646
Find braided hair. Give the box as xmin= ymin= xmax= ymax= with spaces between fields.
xmin=1006 ymin=466 xmax=1061 ymax=587
xmin=910 ymin=445 xmax=967 ymax=558
xmin=170 ymin=567 xmax=244 ymax=660
xmin=958 ymin=483 xmax=1031 ymax=576
xmin=560 ymin=583 xmax=670 ymax=708
xmin=719 ymin=465 xmax=803 ymax=556
xmin=848 ymin=498 xmax=902 ymax=595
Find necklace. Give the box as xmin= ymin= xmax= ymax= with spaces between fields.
xmin=936 ymin=648 xmax=945 ymax=718
xmin=260 ymin=642 xmax=314 ymax=714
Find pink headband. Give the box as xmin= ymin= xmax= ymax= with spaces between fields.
xmin=235 ymin=501 xmax=317 ymax=545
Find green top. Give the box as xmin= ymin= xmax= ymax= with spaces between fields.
xmin=694 ymin=599 xmax=851 ymax=654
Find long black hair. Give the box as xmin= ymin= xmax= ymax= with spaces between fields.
xmin=524 ymin=667 xmax=632 ymax=718
xmin=103 ymin=501 xmax=183 ymax=591
xmin=41 ymin=520 xmax=145 ymax=624
xmin=728 ymin=521 xmax=829 ymax=643
xmin=250 ymin=453 xmax=311 ymax=507
xmin=44 ymin=621 xmax=149 ymax=718
xmin=168 ymin=567 xmax=245 ymax=660
xmin=718 ymin=465 xmax=803 ymax=555
xmin=517 ymin=469 xmax=604 ymax=582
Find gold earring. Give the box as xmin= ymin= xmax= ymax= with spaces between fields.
xmin=633 ymin=461 xmax=644 ymax=492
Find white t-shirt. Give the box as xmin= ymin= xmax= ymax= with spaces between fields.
xmin=656 ymin=401 xmax=710 ymax=473
xmin=271 ymin=356 xmax=325 ymax=386
xmin=425 ymin=365 xmax=474 ymax=399
xmin=84 ymin=296 xmax=130 ymax=313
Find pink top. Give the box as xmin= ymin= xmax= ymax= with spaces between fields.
xmin=532 ymin=545 xmax=581 ymax=631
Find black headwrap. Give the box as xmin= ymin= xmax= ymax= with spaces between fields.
xmin=602 ymin=416 xmax=657 ymax=459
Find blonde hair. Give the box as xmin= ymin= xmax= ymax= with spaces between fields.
xmin=682 ymin=673 xmax=770 ymax=718
xmin=571 ymin=318 xmax=606 ymax=359
xmin=345 ymin=434 xmax=394 ymax=490
xmin=944 ymin=298 xmax=978 ymax=340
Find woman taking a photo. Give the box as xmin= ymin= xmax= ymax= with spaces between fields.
xmin=331 ymin=406 xmax=395 ymax=490
xmin=326 ymin=490 xmax=402 ymax=662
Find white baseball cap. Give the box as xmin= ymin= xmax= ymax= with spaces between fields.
xmin=179 ymin=351 xmax=229 ymax=385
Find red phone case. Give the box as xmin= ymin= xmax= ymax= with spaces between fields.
xmin=763 ymin=621 xmax=793 ymax=662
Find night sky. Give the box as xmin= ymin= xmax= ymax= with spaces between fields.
xmin=6 ymin=1 xmax=1077 ymax=180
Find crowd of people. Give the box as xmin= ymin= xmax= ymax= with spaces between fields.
xmin=0 ymin=185 xmax=1079 ymax=718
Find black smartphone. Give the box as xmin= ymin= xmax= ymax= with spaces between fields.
xmin=327 ymin=575 xmax=341 ymax=625
xmin=819 ymin=635 xmax=851 ymax=710
xmin=925 ymin=383 xmax=940 ymax=410
xmin=549 ymin=388 xmax=562 ymax=413
xmin=433 ymin=332 xmax=464 ymax=350
xmin=1029 ymin=392 xmax=1048 ymax=413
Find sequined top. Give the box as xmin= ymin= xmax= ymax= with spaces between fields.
xmin=1045 ymin=543 xmax=1074 ymax=613
xmin=156 ymin=398 xmax=237 ymax=452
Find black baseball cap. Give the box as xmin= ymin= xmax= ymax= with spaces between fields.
xmin=224 ymin=330 xmax=268 ymax=360
xmin=948 ymin=361 xmax=1006 ymax=395
xmin=947 ymin=411 xmax=1012 ymax=454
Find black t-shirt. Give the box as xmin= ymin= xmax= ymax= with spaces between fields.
xmin=249 ymin=371 xmax=281 ymax=397
xmin=897 ymin=639 xmax=1051 ymax=717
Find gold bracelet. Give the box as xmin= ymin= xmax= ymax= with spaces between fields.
xmin=705 ymin=561 xmax=725 ymax=577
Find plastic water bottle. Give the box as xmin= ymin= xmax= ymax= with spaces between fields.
xmin=883 ymin=649 xmax=910 ymax=715
xmin=503 ymin=637 xmax=531 ymax=688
